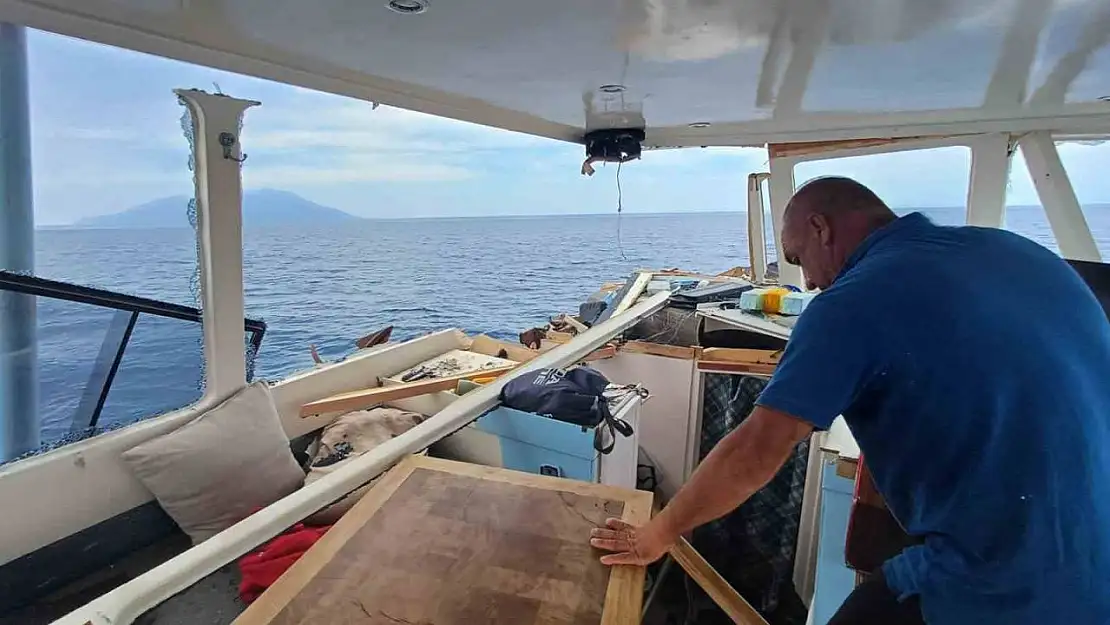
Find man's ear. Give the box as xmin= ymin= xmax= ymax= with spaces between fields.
xmin=810 ymin=213 xmax=833 ymax=246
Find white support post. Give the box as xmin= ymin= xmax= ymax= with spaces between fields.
xmin=1020 ymin=132 xmax=1101 ymax=261
xmin=175 ymin=90 xmax=260 ymax=402
xmin=769 ymin=156 xmax=805 ymax=288
xmin=965 ymin=133 xmax=1013 ymax=228
xmin=747 ymin=173 xmax=770 ymax=282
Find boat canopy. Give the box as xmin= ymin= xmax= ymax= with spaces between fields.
xmin=1 ymin=0 xmax=1108 ymax=146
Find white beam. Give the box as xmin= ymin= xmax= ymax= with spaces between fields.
xmin=646 ymin=105 xmax=1110 ymax=148
xmin=769 ymin=156 xmax=805 ymax=288
xmin=965 ymin=133 xmax=1013 ymax=227
xmin=1020 ymin=131 xmax=1101 ymax=261
xmin=176 ymin=89 xmax=258 ymax=402
xmin=747 ymin=173 xmax=770 ymax=282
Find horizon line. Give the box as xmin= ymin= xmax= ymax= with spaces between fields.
xmin=38 ymin=202 xmax=1110 ymax=229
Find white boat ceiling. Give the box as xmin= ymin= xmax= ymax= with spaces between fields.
xmin=2 ymin=0 xmax=1109 ymax=145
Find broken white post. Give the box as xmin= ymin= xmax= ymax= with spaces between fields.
xmin=965 ymin=133 xmax=1013 ymax=228
xmin=1020 ymin=132 xmax=1101 ymax=261
xmin=769 ymin=156 xmax=805 ymax=288
xmin=747 ymin=173 xmax=770 ymax=282
xmin=175 ymin=89 xmax=260 ymax=402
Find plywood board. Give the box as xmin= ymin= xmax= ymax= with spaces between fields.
xmin=236 ymin=457 xmax=652 ymax=625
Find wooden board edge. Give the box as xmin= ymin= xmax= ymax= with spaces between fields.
xmin=669 ymin=537 xmax=770 ymax=625
xmin=599 ymin=490 xmax=653 ymax=625
xmin=699 ymin=347 xmax=782 ymax=364
xmin=696 ymin=360 xmax=777 ymax=376
xmin=619 ymin=341 xmax=699 ymax=360
xmin=231 ymin=458 xmax=420 ymax=625
xmin=469 ymin=334 xmax=540 ymax=363
xmin=407 ymin=456 xmax=650 ymax=505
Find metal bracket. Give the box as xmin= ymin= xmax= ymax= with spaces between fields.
xmin=218 ymin=132 xmax=247 ymax=163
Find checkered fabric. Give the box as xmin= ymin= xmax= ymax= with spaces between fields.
xmin=692 ymin=373 xmax=810 ymax=623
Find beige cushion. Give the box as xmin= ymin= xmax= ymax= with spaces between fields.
xmin=121 ymin=382 xmax=305 ymax=544
xmin=303 ymin=408 xmax=424 ymax=525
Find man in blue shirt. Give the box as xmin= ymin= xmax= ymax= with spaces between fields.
xmin=590 ymin=177 xmax=1110 ymax=624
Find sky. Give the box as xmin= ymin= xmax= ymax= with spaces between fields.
xmin=24 ymin=29 xmax=1110 ymax=226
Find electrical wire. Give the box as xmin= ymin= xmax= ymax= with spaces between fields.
xmin=616 ymin=158 xmax=628 ymax=261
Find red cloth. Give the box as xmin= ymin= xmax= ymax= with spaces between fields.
xmin=238 ymin=522 xmax=331 ymax=604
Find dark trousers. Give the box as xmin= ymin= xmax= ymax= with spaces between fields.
xmin=827 ymin=571 xmax=925 ymax=625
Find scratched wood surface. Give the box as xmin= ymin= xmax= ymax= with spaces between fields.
xmin=235 ymin=456 xmax=652 ymax=625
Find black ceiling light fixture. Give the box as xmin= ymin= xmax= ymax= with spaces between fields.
xmin=580 ymin=128 xmax=646 ymax=176
xmin=386 ymin=0 xmax=429 ymax=15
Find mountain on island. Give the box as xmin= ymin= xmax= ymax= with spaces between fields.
xmin=77 ymin=189 xmax=360 ymax=228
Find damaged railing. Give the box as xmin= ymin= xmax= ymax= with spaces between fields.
xmin=0 ymin=270 xmax=266 ymax=445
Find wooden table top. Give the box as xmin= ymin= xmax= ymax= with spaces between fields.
xmin=234 ymin=456 xmax=653 ymax=625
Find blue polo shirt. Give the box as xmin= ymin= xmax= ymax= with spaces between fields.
xmin=758 ymin=213 xmax=1110 ymax=624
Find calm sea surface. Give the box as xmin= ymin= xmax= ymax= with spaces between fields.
xmin=20 ymin=207 xmax=1110 ymax=443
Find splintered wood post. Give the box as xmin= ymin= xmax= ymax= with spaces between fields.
xmin=669 ymin=537 xmax=770 ymax=625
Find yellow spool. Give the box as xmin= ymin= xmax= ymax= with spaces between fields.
xmin=761 ymin=287 xmax=790 ymax=313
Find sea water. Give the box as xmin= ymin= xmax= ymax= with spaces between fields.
xmin=22 ymin=207 xmax=1110 ymax=443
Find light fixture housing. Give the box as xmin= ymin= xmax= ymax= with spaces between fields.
xmin=598 ymin=84 xmax=627 ymax=94
xmin=387 ymin=0 xmax=429 ymax=15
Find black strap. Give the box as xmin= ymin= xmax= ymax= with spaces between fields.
xmin=592 ymin=397 xmax=633 ymax=455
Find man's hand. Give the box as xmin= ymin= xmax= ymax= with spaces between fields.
xmin=589 ymin=517 xmax=674 ymax=566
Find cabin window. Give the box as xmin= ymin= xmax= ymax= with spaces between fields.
xmin=793 ymin=146 xmax=973 ymax=226
xmin=0 ymin=31 xmax=215 ymax=463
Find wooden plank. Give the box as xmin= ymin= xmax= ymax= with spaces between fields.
xmin=767 ymin=136 xmax=944 ymax=160
xmin=235 ymin=456 xmax=652 ymax=625
xmin=300 ymin=365 xmax=517 ymax=417
xmin=699 ymin=348 xmax=781 ymax=364
xmin=546 ymin=330 xmax=575 ymax=344
xmin=581 ymin=344 xmax=617 ymax=362
xmin=609 ymin=272 xmax=653 ymax=318
xmin=470 ymin=334 xmax=541 ymax=363
xmin=696 ymin=361 xmax=777 ymax=376
xmin=669 ymin=537 xmax=770 ymax=625
xmin=619 ymin=341 xmax=700 ymax=360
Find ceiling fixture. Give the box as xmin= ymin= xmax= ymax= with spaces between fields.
xmin=598 ymin=84 xmax=627 ymax=94
xmin=386 ymin=0 xmax=429 ymax=14
xmin=688 ymin=122 xmax=711 ymax=128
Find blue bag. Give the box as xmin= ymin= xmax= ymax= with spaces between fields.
xmin=499 ymin=366 xmax=633 ymax=454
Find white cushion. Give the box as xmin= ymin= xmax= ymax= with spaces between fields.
xmin=121 ymin=382 xmax=304 ymax=544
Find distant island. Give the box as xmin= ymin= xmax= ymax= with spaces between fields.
xmin=76 ymin=189 xmax=360 ymax=228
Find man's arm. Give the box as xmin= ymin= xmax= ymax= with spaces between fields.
xmin=590 ymin=405 xmax=814 ymax=565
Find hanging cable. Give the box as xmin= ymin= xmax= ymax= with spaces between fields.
xmin=616 ymin=159 xmax=628 ymax=261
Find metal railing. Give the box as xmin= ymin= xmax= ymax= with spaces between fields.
xmin=0 ymin=270 xmax=265 ymax=437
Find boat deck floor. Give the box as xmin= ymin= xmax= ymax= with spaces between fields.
xmin=1 ymin=531 xmax=245 ymax=625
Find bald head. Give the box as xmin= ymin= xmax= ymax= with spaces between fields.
xmin=780 ymin=177 xmax=897 ymax=290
